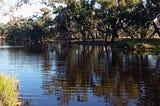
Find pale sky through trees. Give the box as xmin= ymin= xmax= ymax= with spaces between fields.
xmin=0 ymin=0 xmax=149 ymax=24
xmin=0 ymin=0 xmax=44 ymax=23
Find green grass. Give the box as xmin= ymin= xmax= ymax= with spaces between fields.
xmin=0 ymin=74 xmax=19 ymax=106
xmin=115 ymin=39 xmax=160 ymax=51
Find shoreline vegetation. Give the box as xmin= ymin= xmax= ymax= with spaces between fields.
xmin=114 ymin=39 xmax=160 ymax=51
xmin=0 ymin=0 xmax=160 ymax=48
xmin=1 ymin=37 xmax=160 ymax=51
xmin=0 ymin=73 xmax=21 ymax=106
xmin=50 ymin=38 xmax=160 ymax=51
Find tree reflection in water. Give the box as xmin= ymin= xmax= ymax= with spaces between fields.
xmin=40 ymin=43 xmax=160 ymax=106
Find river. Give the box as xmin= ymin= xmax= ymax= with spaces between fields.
xmin=0 ymin=42 xmax=160 ymax=106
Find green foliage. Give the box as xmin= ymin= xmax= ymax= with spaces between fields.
xmin=5 ymin=13 xmax=51 ymax=43
xmin=96 ymin=0 xmax=116 ymax=9
xmin=1 ymin=0 xmax=160 ymax=43
xmin=52 ymin=0 xmax=149 ymax=41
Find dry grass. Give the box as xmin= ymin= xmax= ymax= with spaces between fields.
xmin=0 ymin=73 xmax=19 ymax=106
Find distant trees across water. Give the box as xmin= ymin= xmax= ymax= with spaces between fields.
xmin=0 ymin=0 xmax=160 ymax=43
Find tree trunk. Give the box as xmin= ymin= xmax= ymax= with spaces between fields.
xmin=111 ymin=26 xmax=118 ymax=42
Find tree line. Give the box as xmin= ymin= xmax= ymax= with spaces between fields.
xmin=0 ymin=0 xmax=160 ymax=43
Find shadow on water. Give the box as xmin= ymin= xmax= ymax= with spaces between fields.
xmin=1 ymin=42 xmax=160 ymax=106
xmin=26 ymin=43 xmax=48 ymax=54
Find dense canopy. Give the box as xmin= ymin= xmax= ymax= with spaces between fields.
xmin=0 ymin=0 xmax=160 ymax=43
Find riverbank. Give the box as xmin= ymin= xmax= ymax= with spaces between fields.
xmin=3 ymin=38 xmax=160 ymax=51
xmin=68 ymin=38 xmax=160 ymax=51
xmin=114 ymin=39 xmax=160 ymax=51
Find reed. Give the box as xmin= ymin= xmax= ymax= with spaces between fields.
xmin=0 ymin=73 xmax=19 ymax=106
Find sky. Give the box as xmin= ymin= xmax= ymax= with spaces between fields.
xmin=0 ymin=0 xmax=45 ymax=24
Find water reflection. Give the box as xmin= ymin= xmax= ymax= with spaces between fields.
xmin=40 ymin=43 xmax=160 ymax=106
xmin=0 ymin=43 xmax=160 ymax=106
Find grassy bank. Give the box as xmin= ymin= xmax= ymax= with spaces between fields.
xmin=0 ymin=74 xmax=19 ymax=106
xmin=70 ymin=38 xmax=160 ymax=51
xmin=115 ymin=39 xmax=160 ymax=51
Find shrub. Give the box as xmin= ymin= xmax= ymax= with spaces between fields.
xmin=0 ymin=74 xmax=19 ymax=106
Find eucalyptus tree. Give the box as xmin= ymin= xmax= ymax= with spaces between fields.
xmin=144 ymin=0 xmax=160 ymax=38
xmin=30 ymin=7 xmax=53 ymax=41
xmin=6 ymin=17 xmax=30 ymax=42
xmin=118 ymin=0 xmax=160 ymax=39
xmin=51 ymin=0 xmax=148 ymax=41
xmin=53 ymin=0 xmax=87 ymax=41
xmin=6 ymin=16 xmax=50 ymax=43
xmin=75 ymin=0 xmax=96 ymax=41
xmin=3 ymin=0 xmax=160 ymax=43
xmin=96 ymin=0 xmax=144 ymax=41
xmin=52 ymin=0 xmax=98 ymax=41
xmin=12 ymin=0 xmax=150 ymax=41
xmin=0 ymin=24 xmax=5 ymax=36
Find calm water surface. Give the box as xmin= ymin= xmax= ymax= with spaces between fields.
xmin=0 ymin=43 xmax=160 ymax=106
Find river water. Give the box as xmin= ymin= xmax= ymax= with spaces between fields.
xmin=0 ymin=42 xmax=160 ymax=106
